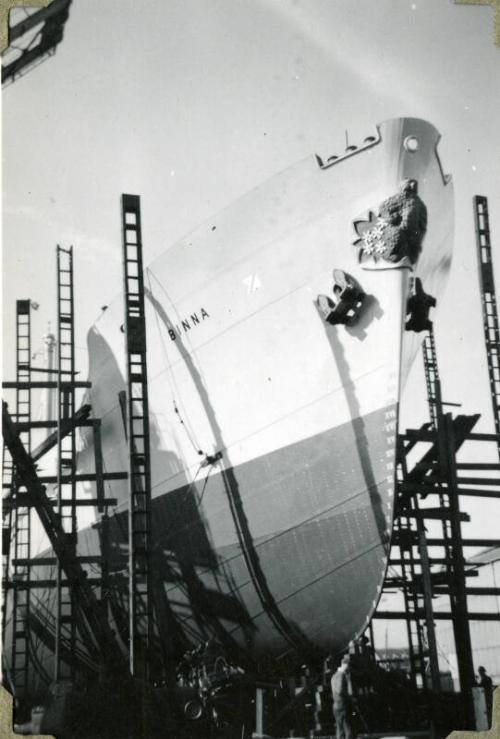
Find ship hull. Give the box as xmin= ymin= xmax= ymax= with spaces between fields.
xmin=4 ymin=118 xmax=453 ymax=691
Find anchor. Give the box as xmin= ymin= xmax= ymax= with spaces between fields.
xmin=317 ymin=269 xmax=366 ymax=326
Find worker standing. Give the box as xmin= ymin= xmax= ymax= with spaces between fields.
xmin=331 ymin=655 xmax=353 ymax=739
xmin=477 ymin=666 xmax=494 ymax=725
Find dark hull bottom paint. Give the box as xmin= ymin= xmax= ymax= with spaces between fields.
xmin=23 ymin=403 xmax=395 ymax=690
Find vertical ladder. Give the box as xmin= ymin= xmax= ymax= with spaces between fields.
xmin=422 ymin=328 xmax=440 ymax=430
xmin=437 ymin=414 xmax=475 ymax=726
xmin=412 ymin=491 xmax=441 ymax=693
xmin=2 ymin=443 xmax=14 ymax=641
xmin=55 ymin=246 xmax=77 ymax=681
xmin=421 ymin=327 xmax=453 ymax=692
xmin=474 ymin=195 xmax=500 ymax=459
xmin=388 ymin=327 xmax=445 ymax=690
xmin=422 ymin=324 xmax=454 ymax=612
xmin=2 ymin=355 xmax=17 ymax=647
xmin=394 ymin=441 xmax=426 ymax=689
xmin=2 ymin=403 xmax=125 ymax=671
xmin=422 ymin=331 xmax=475 ymax=719
xmin=9 ymin=300 xmax=33 ymax=698
xmin=121 ymin=194 xmax=153 ymax=679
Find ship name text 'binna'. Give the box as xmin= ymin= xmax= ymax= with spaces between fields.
xmin=168 ymin=308 xmax=210 ymax=340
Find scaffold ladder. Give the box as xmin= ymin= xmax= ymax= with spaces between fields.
xmin=422 ymin=328 xmax=440 ymax=430
xmin=437 ymin=413 xmax=475 ymax=723
xmin=2 ymin=403 xmax=124 ymax=671
xmin=2 ymin=248 xmax=128 ymax=690
xmin=474 ymin=195 xmax=500 ymax=459
xmin=8 ymin=300 xmax=33 ymax=697
xmin=393 ymin=441 xmax=426 ymax=690
xmin=386 ymin=329 xmax=447 ymax=692
xmin=55 ymin=246 xmax=77 ymax=681
xmin=121 ymin=194 xmax=153 ymax=679
xmin=422 ymin=329 xmax=474 ymax=714
xmin=422 ymin=327 xmax=455 ymax=609
xmin=2 ymin=443 xmax=14 ymax=640
xmin=421 ymin=327 xmax=458 ymax=692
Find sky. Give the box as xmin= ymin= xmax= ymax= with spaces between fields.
xmin=2 ymin=0 xmax=500 ymax=647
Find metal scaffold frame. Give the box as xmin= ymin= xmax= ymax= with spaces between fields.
xmin=2 ymin=442 xmax=14 ymax=636
xmin=2 ymin=0 xmax=72 ymax=87
xmin=55 ymin=245 xmax=77 ymax=681
xmin=375 ymin=196 xmax=500 ymax=729
xmin=2 ymin=403 xmax=124 ymax=670
xmin=121 ymin=194 xmax=154 ymax=680
xmin=4 ymin=300 xmax=33 ymax=698
xmin=2 ymin=247 xmax=130 ymax=702
xmin=474 ymin=195 xmax=500 ymax=460
xmin=391 ymin=429 xmax=440 ymax=693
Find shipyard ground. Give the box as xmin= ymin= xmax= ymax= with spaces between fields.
xmin=9 ymin=673 xmax=469 ymax=739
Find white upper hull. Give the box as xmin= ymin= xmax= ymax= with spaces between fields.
xmin=84 ymin=118 xmax=452 ymax=517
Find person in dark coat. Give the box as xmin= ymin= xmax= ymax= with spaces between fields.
xmin=477 ymin=666 xmax=494 ymax=724
xmin=405 ymin=277 xmax=436 ymax=332
xmin=331 ymin=655 xmax=353 ymax=739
